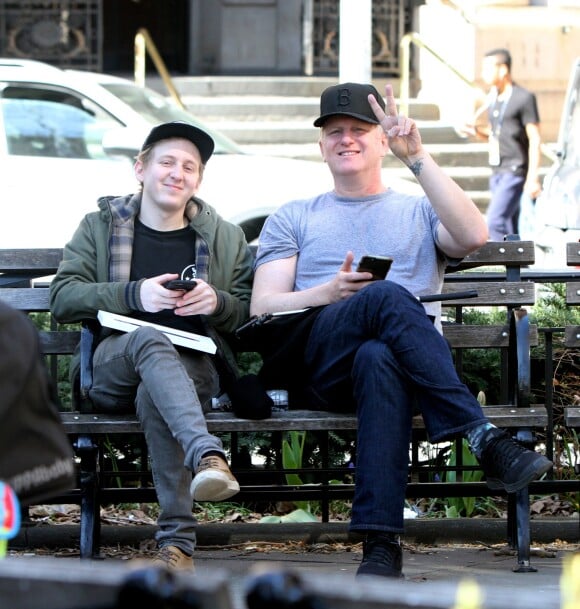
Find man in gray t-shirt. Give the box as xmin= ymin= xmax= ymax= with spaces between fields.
xmin=257 ymin=189 xmax=447 ymax=330
xmin=252 ymin=83 xmax=552 ymax=579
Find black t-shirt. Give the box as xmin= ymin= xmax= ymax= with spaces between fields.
xmin=492 ymin=84 xmax=540 ymax=176
xmin=130 ymin=218 xmax=206 ymax=334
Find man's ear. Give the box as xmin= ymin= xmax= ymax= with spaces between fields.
xmin=195 ymin=165 xmax=204 ymax=190
xmin=379 ymin=128 xmax=389 ymax=157
xmin=134 ymin=159 xmax=144 ymax=182
xmin=318 ymin=138 xmax=327 ymax=163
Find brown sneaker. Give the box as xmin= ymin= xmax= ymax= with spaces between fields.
xmin=190 ymin=454 xmax=240 ymax=502
xmin=151 ymin=545 xmax=195 ymax=571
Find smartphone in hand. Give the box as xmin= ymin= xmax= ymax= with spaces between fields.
xmin=163 ymin=279 xmax=198 ymax=291
xmin=356 ymin=255 xmax=393 ymax=280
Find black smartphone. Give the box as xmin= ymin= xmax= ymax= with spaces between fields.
xmin=356 ymin=255 xmax=393 ymax=280
xmin=163 ymin=279 xmax=198 ymax=291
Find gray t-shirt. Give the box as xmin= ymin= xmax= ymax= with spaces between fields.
xmin=255 ymin=189 xmax=455 ymax=330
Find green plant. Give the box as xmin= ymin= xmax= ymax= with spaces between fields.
xmin=531 ymin=283 xmax=580 ymax=328
xmin=282 ymin=430 xmax=306 ymax=488
xmin=236 ymin=350 xmax=263 ymax=376
xmin=260 ymin=508 xmax=318 ymax=523
xmin=193 ymin=501 xmax=254 ymax=522
xmin=259 ymin=430 xmax=319 ymax=523
xmin=102 ymin=436 xmax=123 ymax=488
xmin=441 ymin=439 xmax=484 ymax=517
xmin=281 ymin=431 xmax=315 ymax=514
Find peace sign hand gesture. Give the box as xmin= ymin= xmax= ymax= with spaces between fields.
xmin=368 ymin=83 xmax=423 ymax=163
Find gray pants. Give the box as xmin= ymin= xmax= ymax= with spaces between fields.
xmin=90 ymin=326 xmax=224 ymax=554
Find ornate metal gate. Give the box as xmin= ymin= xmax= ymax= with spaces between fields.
xmin=312 ymin=0 xmax=409 ymax=76
xmin=0 ymin=1 xmax=102 ymax=71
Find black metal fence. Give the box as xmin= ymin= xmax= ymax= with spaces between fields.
xmin=312 ymin=0 xmax=410 ymax=75
xmin=0 ymin=0 xmax=102 ymax=71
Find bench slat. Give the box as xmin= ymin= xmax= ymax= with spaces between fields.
xmin=441 ymin=281 xmax=535 ymax=305
xmin=0 ymin=287 xmax=51 ymax=311
xmin=443 ymin=324 xmax=538 ymax=348
xmin=564 ymin=407 xmax=580 ymax=427
xmin=564 ymin=325 xmax=580 ymax=348
xmin=566 ymin=282 xmax=580 ymax=305
xmin=60 ymin=406 xmax=548 ymax=434
xmin=453 ymin=240 xmax=535 ymax=269
xmin=567 ymin=242 xmax=580 ymax=266
xmin=0 ymin=248 xmax=63 ymax=273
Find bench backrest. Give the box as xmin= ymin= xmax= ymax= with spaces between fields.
xmin=0 ymin=250 xmax=78 ymax=358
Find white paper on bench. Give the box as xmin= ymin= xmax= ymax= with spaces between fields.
xmin=97 ymin=310 xmax=217 ymax=354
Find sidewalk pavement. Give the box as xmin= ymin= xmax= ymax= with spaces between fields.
xmin=5 ymin=519 xmax=579 ymax=608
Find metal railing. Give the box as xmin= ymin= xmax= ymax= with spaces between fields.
xmin=399 ymin=31 xmax=474 ymax=118
xmin=133 ymin=27 xmax=186 ymax=110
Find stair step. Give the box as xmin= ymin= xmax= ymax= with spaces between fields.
xmin=182 ymin=95 xmax=440 ymax=122
xmin=171 ymin=75 xmax=339 ymax=97
xmin=195 ymin=117 xmax=466 ymax=145
xmin=242 ymin=142 xmax=490 ymax=163
xmin=379 ymin=164 xmax=492 ymax=193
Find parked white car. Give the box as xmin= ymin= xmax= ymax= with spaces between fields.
xmin=532 ymin=57 xmax=580 ymax=268
xmin=1 ymin=58 xmax=335 ymax=248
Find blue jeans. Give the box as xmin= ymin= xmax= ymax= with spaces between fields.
xmin=303 ymin=281 xmax=487 ymax=534
xmin=487 ymin=172 xmax=525 ymax=241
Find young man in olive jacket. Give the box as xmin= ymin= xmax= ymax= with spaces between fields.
xmin=50 ymin=121 xmax=253 ymax=570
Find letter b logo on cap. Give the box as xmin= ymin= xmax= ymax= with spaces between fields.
xmin=313 ymin=82 xmax=383 ymax=127
xmin=337 ymin=88 xmax=352 ymax=108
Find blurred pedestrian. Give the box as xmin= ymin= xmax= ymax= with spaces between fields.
xmin=464 ymin=48 xmax=542 ymax=240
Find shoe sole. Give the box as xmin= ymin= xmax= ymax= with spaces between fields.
xmin=356 ymin=564 xmax=404 ymax=579
xmin=356 ymin=570 xmax=404 ymax=579
xmin=190 ymin=472 xmax=240 ymax=502
xmin=486 ymin=455 xmax=552 ymax=493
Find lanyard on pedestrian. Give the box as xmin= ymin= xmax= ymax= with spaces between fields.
xmin=488 ymin=86 xmax=512 ymax=166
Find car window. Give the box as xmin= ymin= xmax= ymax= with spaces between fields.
xmin=100 ymin=82 xmax=243 ymax=155
xmin=1 ymin=85 xmax=121 ymax=159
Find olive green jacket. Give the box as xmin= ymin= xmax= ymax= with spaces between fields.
xmin=50 ymin=193 xmax=253 ymax=385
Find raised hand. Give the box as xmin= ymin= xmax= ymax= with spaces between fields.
xmin=368 ymin=84 xmax=423 ymax=161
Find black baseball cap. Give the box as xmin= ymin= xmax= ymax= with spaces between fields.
xmin=314 ymin=83 xmax=385 ymax=127
xmin=141 ymin=121 xmax=215 ymax=164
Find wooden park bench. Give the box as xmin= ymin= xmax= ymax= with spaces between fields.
xmin=0 ymin=239 xmax=560 ymax=571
